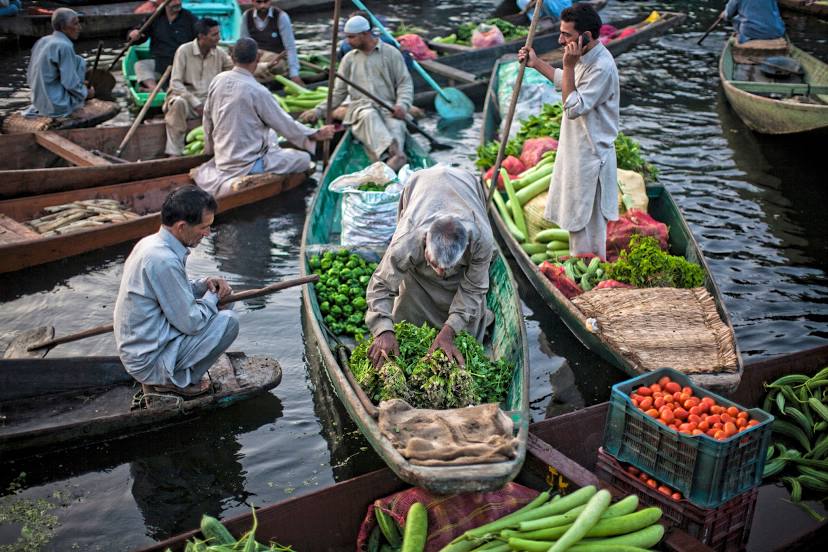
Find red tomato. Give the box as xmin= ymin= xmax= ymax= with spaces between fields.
xmin=637 ymin=386 xmax=653 ymax=396
xmin=664 ymin=382 xmax=681 ymax=394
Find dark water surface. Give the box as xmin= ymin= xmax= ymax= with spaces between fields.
xmin=0 ymin=1 xmax=826 ymax=549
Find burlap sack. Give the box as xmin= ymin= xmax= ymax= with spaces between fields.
xmin=617 ymin=168 xmax=648 ymax=213
xmin=523 ymin=192 xmax=555 ymax=241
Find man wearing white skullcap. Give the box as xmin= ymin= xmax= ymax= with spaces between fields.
xmin=300 ymin=14 xmax=413 ymax=170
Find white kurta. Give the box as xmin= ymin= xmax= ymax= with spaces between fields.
xmin=544 ymin=42 xmax=620 ymax=231
xmin=193 ymin=67 xmax=317 ymax=196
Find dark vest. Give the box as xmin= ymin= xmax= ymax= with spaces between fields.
xmin=244 ymin=8 xmax=285 ymax=53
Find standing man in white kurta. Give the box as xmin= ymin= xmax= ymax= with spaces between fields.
xmin=192 ymin=38 xmax=336 ymax=196
xmin=519 ymin=4 xmax=619 ymax=259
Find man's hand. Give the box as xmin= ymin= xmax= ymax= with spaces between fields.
xmin=311 ymin=124 xmax=336 ymax=141
xmin=391 ymin=104 xmax=407 ymax=120
xmin=205 ymin=277 xmax=232 ymax=299
xmin=290 ymin=75 xmax=306 ymax=86
xmin=428 ymin=324 xmax=465 ymax=366
xmin=518 ymin=46 xmax=538 ymax=68
xmin=369 ymin=330 xmax=399 ymax=369
xmin=299 ymin=109 xmax=319 ymax=124
xmin=267 ymin=51 xmax=287 ymax=70
xmin=563 ymin=34 xmax=588 ymax=69
xmin=127 ymin=30 xmax=142 ymax=43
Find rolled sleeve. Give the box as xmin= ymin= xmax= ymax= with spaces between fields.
xmin=563 ymin=65 xmax=610 ymax=120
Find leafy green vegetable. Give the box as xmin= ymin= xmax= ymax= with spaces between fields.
xmin=485 ymin=17 xmax=529 ymax=41
xmin=475 ymin=139 xmax=522 ymax=169
xmin=515 ymin=102 xmax=564 ymax=143
xmin=349 ymin=321 xmax=513 ymax=409
xmin=615 ymin=132 xmax=659 ymax=181
xmin=605 ymin=235 xmax=705 ymax=289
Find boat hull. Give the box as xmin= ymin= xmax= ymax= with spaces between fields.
xmin=0 ymin=2 xmax=145 ymax=38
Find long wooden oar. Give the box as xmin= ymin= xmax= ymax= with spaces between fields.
xmin=300 ymin=59 xmax=451 ymax=151
xmin=485 ymin=0 xmax=545 ymax=205
xmin=322 ymin=0 xmax=342 ymax=169
xmin=115 ymin=65 xmax=172 ymax=158
xmin=3 ymin=274 xmax=319 ymax=359
xmin=107 ymin=0 xmax=171 ymax=72
xmin=697 ymin=12 xmax=725 ymax=45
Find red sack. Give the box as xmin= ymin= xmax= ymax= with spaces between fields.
xmin=472 ymin=24 xmax=505 ymax=48
xmin=356 ymin=483 xmax=538 ymax=551
xmin=617 ymin=27 xmax=638 ymax=40
xmin=595 ymin=279 xmax=635 ymax=290
xmin=599 ymin=24 xmax=619 ymax=38
xmin=606 ymin=209 xmax=668 ymax=262
xmin=539 ymin=261 xmax=583 ymax=299
xmin=484 ymin=155 xmax=526 ymax=190
xmin=519 ymin=137 xmax=558 ymax=169
xmin=134 ymin=1 xmax=158 ymax=14
xmin=397 ymin=34 xmax=437 ymax=61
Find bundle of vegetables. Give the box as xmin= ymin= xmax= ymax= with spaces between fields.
xmin=761 ymin=367 xmax=828 ymax=521
xmin=545 ymin=256 xmax=607 ymax=293
xmin=615 ymin=133 xmax=658 ymax=181
xmin=184 ymin=126 xmax=204 ymax=156
xmin=171 ymin=513 xmax=293 ymax=551
xmin=490 ymin=158 xmax=556 ymax=243
xmin=297 ymin=53 xmax=329 ymax=80
xmin=26 ymin=199 xmax=140 ymax=237
xmin=309 ymin=249 xmax=376 ymax=341
xmin=349 ymin=321 xmax=513 ymax=409
xmin=434 ymin=18 xmax=528 ymax=46
xmin=520 ymin=228 xmax=571 ymax=265
xmin=273 ymin=76 xmax=328 ymax=113
xmin=371 ymin=503 xmax=428 ymax=552
xmin=442 ymin=485 xmax=665 ymax=552
xmin=605 ymin=235 xmax=704 ymax=289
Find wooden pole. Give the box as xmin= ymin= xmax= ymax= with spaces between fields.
xmin=24 ymin=275 xmax=319 ymax=352
xmin=108 ymin=0 xmax=172 ymax=71
xmin=115 ymin=65 xmax=172 ymax=158
xmin=322 ymin=0 xmax=342 ymax=169
xmin=485 ymin=1 xmax=545 ymax=206
xmin=697 ymin=12 xmax=725 ymax=45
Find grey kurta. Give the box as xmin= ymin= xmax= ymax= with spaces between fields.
xmin=365 ymin=165 xmax=495 ymax=340
xmin=113 ymin=228 xmax=239 ymax=386
xmin=317 ymin=41 xmax=413 ymax=160
xmin=192 ymin=67 xmax=316 ymax=196
xmin=545 ymin=42 xmax=620 ymax=231
xmin=24 ymin=31 xmax=87 ymax=118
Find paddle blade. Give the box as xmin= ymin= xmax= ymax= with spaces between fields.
xmin=434 ymin=87 xmax=475 ymax=121
xmin=3 ymin=326 xmax=55 ymax=359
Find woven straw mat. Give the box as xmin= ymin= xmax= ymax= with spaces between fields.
xmin=1 ymin=99 xmax=119 ymax=135
xmin=571 ymin=287 xmax=739 ymax=374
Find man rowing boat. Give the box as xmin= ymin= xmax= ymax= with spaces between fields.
xmin=299 ymin=15 xmax=413 ymax=171
xmin=365 ymin=165 xmax=495 ymax=368
xmin=192 ymin=38 xmax=335 ymax=196
xmin=113 ymin=186 xmax=237 ymax=398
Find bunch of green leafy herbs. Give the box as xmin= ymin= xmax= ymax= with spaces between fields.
xmin=309 ymin=249 xmax=377 ymax=340
xmin=474 ymin=139 xmax=522 ymax=169
xmin=605 ymin=235 xmax=705 ymax=289
xmin=357 ymin=181 xmax=389 ymax=192
xmin=615 ymin=132 xmax=659 ymax=181
xmin=349 ymin=321 xmax=513 ymax=409
xmin=453 ymin=18 xmax=528 ymax=45
xmin=475 ymin=102 xmax=564 ymax=169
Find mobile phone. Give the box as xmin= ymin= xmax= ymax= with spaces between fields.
xmin=581 ymin=32 xmax=592 ymax=45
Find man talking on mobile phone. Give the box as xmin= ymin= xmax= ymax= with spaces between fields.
xmin=518 ymin=3 xmax=619 ymax=260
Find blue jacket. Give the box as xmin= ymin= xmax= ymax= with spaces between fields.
xmin=725 ymin=0 xmax=786 ymax=43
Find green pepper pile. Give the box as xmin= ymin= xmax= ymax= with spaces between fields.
xmin=309 ymin=249 xmax=377 ymax=341
xmin=349 ymin=321 xmax=514 ymax=409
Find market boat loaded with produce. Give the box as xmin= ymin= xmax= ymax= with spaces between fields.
xmin=299 ymin=130 xmax=529 ymax=494
xmin=480 ymin=56 xmax=743 ymax=393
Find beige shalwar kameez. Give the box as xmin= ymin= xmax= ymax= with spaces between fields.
xmin=316 ymin=41 xmax=413 ymax=161
xmin=545 ymin=42 xmax=620 ymax=259
xmin=164 ymin=40 xmax=233 ymax=155
xmin=192 ymin=67 xmax=316 ymax=196
xmin=365 ymin=165 xmax=495 ymax=341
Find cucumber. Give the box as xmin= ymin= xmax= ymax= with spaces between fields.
xmin=186 ymin=126 xmax=204 ymax=143
xmin=521 ymin=242 xmax=548 ymax=255
xmin=502 ymin=169 xmax=528 ymax=239
xmin=572 ymin=524 xmax=665 ymax=549
xmin=200 ymin=515 xmax=235 ymax=545
xmin=535 ymin=228 xmax=570 ymax=243
xmin=401 ymin=502 xmax=428 ymax=552
xmin=492 ymin=191 xmax=526 ymax=242
xmin=531 ymin=252 xmax=549 ymax=264
xmin=546 ymin=240 xmax=569 ymax=251
xmin=375 ymin=506 xmax=402 ymax=547
xmin=548 ymin=489 xmax=612 ymax=552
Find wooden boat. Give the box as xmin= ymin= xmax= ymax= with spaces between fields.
xmin=0 ymin=167 xmax=311 ymax=273
xmin=0 ymin=352 xmax=282 ymax=458
xmin=0 ymin=121 xmax=208 ymax=199
xmin=482 ymin=55 xmax=744 ymax=393
xmin=413 ymin=11 xmax=687 ymax=111
xmin=777 ymin=0 xmax=828 ymax=19
xmin=122 ymin=0 xmax=242 ymax=108
xmin=137 ymin=344 xmax=828 ymax=552
xmin=298 ymin=130 xmax=529 ymax=494
xmin=0 ymin=1 xmax=146 ymax=39
xmin=237 ymin=0 xmax=333 ymax=14
xmin=719 ymin=39 xmax=828 ymax=135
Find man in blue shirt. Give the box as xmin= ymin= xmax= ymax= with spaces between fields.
xmin=113 ymin=186 xmax=238 ymax=398
xmin=24 ymin=8 xmax=93 ymax=118
xmin=723 ymin=0 xmax=786 ymax=44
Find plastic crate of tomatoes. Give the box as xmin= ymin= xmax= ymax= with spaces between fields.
xmin=595 ymin=447 xmax=758 ymax=552
xmin=603 ymin=367 xmax=773 ymax=509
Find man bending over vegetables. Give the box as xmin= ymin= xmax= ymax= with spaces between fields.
xmin=365 ymin=164 xmax=495 ymax=369
xmin=113 ymin=186 xmax=238 ymax=399
xmin=518 ymin=3 xmax=619 ymax=259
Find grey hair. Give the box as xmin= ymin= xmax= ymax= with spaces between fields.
xmin=233 ymin=37 xmax=258 ymax=64
xmin=52 ymin=8 xmax=78 ymax=32
xmin=425 ymin=216 xmax=468 ymax=270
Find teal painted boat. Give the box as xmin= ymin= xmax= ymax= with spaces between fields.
xmin=299 ymin=131 xmax=530 ymax=494
xmin=122 ymin=0 xmax=242 ymax=108
xmin=482 ymin=58 xmax=744 ymax=393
